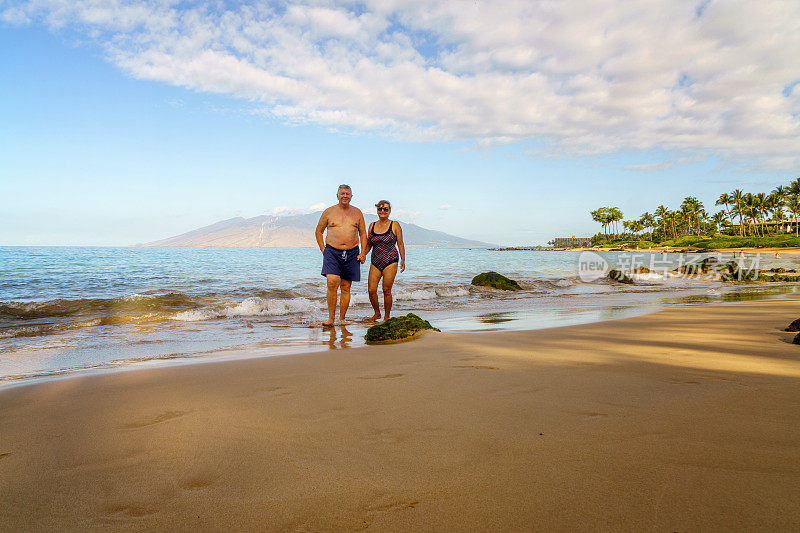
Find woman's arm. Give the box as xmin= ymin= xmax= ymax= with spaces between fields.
xmin=394 ymin=222 xmax=405 ymax=272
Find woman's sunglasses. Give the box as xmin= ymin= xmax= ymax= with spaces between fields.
xmin=377 ymin=206 xmax=390 ymax=212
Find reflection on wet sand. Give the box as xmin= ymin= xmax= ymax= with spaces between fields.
xmin=325 ymin=325 xmax=353 ymax=349
xmin=478 ymin=313 xmax=515 ymax=324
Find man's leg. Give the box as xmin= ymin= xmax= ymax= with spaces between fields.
xmin=339 ymin=278 xmax=352 ymax=324
xmin=325 ymin=274 xmax=340 ymax=326
xmin=381 ymin=263 xmax=398 ymax=320
xmin=366 ymin=265 xmax=382 ymax=321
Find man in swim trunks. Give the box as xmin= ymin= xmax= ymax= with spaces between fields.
xmin=315 ymin=184 xmax=367 ymax=326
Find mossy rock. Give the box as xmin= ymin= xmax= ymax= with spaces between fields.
xmin=471 ymin=271 xmax=521 ymax=291
xmin=364 ymin=313 xmax=440 ymax=343
xmin=755 ymin=273 xmax=800 ymax=282
xmin=608 ymin=269 xmax=634 ymax=284
xmin=786 ymin=318 xmax=800 ymax=332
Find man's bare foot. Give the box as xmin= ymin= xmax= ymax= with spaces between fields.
xmin=339 ymin=318 xmax=350 ymax=325
xmin=363 ymin=314 xmax=381 ymax=323
xmin=322 ymin=319 xmax=334 ymax=327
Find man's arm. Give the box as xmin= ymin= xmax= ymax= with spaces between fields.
xmin=315 ymin=210 xmax=328 ymax=252
xmin=356 ymin=210 xmax=367 ymax=263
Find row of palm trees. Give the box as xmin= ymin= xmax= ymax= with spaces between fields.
xmin=590 ymin=177 xmax=800 ymax=242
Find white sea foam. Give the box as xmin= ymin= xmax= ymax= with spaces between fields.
xmin=173 ymin=309 xmax=217 ymax=322
xmin=631 ymin=272 xmax=671 ymax=281
xmin=172 ymin=297 xmax=318 ymax=321
xmin=120 ymin=293 xmax=151 ymax=301
xmin=338 ymin=286 xmax=472 ymax=305
xmin=393 ymin=286 xmax=471 ymax=301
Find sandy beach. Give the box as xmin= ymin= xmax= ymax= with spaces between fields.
xmin=2 ymin=297 xmax=800 ymax=531
xmin=573 ymin=246 xmax=800 ymax=256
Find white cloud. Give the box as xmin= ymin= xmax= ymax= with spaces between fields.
xmin=621 ymin=156 xmax=702 ymax=172
xmin=271 ymin=202 xmax=328 ymax=216
xmin=439 ymin=204 xmax=452 ymax=210
xmin=271 ymin=206 xmax=302 ymax=216
xmin=5 ymin=0 xmax=800 ymax=168
xmin=392 ymin=209 xmax=421 ymax=221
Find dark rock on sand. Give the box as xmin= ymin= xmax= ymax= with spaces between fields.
xmin=608 ymin=269 xmax=634 ymax=284
xmin=793 ymin=333 xmax=800 ymax=345
xmin=786 ymin=318 xmax=800 ymax=332
xmin=471 ymin=272 xmax=521 ymax=291
xmin=365 ymin=313 xmax=440 ymax=343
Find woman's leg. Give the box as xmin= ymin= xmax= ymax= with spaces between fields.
xmin=381 ymin=262 xmax=399 ymax=319
xmin=366 ymin=265 xmax=382 ymax=321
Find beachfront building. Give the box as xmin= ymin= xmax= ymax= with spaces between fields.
xmin=549 ymin=237 xmax=592 ymax=248
xmin=727 ymin=217 xmax=800 ymax=233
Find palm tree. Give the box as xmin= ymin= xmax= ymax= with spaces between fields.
xmin=712 ymin=211 xmax=727 ymax=233
xmin=590 ymin=208 xmax=611 ymax=241
xmin=754 ymin=192 xmax=768 ymax=236
xmin=667 ymin=210 xmax=679 ymax=239
xmin=609 ymin=207 xmax=624 ymax=238
xmin=790 ymin=178 xmax=800 ymax=198
xmin=654 ymin=205 xmax=669 ymax=240
xmin=731 ymin=189 xmax=745 ymax=236
xmin=680 ymin=197 xmax=705 ymax=235
xmin=787 ymin=194 xmax=800 ymax=236
xmin=770 ymin=188 xmax=787 ymax=233
xmin=640 ymin=212 xmax=655 ymax=241
xmin=680 ymin=199 xmax=693 ymax=235
xmin=716 ymin=193 xmax=732 ymax=233
xmin=743 ymin=193 xmax=758 ymax=237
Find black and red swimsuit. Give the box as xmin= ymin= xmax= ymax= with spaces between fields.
xmin=368 ymin=221 xmax=399 ymax=271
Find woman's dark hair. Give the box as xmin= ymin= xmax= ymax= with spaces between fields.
xmin=375 ymin=200 xmax=391 ymax=208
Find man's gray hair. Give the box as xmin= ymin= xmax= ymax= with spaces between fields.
xmin=337 ymin=184 xmax=351 ymax=192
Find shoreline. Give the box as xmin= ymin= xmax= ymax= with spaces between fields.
xmin=4 ymin=285 xmax=796 ymax=389
xmin=2 ymin=297 xmax=800 ymax=529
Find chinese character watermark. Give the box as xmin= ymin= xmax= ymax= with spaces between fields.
xmin=576 ymin=251 xmax=761 ymax=282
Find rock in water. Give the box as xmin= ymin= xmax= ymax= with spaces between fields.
xmin=786 ymin=318 xmax=800 ymax=332
xmin=608 ymin=269 xmax=634 ymax=284
xmin=471 ymin=271 xmax=521 ymax=291
xmin=365 ymin=313 xmax=440 ymax=343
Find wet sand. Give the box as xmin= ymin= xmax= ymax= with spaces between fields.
xmin=1 ymin=297 xmax=800 ymax=530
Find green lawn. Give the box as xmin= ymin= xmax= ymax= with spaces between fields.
xmin=660 ymin=234 xmax=800 ymax=249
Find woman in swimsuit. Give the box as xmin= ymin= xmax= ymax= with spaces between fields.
xmin=363 ymin=200 xmax=405 ymax=322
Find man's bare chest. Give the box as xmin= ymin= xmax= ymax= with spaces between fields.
xmin=327 ymin=213 xmax=358 ymax=229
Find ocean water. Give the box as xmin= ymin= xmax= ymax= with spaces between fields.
xmin=1 ymin=246 xmax=798 ymax=385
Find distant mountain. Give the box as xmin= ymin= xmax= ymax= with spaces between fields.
xmin=137 ymin=212 xmax=496 ymax=248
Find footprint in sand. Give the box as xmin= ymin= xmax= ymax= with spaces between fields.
xmin=452 ymin=365 xmax=499 ymax=370
xmin=358 ymin=499 xmax=419 ymax=528
xmin=116 ymin=410 xmax=189 ymax=430
xmin=0 ymin=452 xmax=10 ymax=459
xmin=560 ymin=409 xmax=609 ymax=418
xmin=367 ymin=499 xmax=419 ymax=513
xmin=104 ymin=504 xmax=159 ymax=518
xmin=180 ymin=474 xmax=217 ymax=491
xmin=357 ymin=373 xmax=404 ymax=380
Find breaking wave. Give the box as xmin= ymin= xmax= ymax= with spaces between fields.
xmin=173 ymin=297 xmax=318 ymax=321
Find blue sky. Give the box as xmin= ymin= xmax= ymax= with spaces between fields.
xmin=1 ymin=1 xmax=797 ymax=246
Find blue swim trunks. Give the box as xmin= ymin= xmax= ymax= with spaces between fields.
xmin=321 ymin=244 xmax=361 ymax=281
